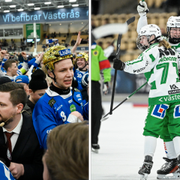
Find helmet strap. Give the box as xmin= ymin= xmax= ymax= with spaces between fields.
xmin=148 ymin=36 xmax=160 ymax=45
xmin=79 ymin=63 xmax=88 ymax=71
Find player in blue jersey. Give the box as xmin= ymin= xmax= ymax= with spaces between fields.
xmin=74 ymin=52 xmax=89 ymax=91
xmin=32 ymin=45 xmax=85 ymax=149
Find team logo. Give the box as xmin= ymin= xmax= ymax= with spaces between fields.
xmin=93 ymin=50 xmax=98 ymax=56
xmin=151 ymin=104 xmax=169 ymax=119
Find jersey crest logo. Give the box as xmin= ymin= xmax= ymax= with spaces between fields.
xmin=48 ymin=98 xmax=56 ymax=107
xmin=93 ymin=50 xmax=98 ymax=56
xmin=151 ymin=104 xmax=169 ymax=119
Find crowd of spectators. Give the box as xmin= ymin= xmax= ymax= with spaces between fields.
xmin=0 ymin=31 xmax=89 ymax=180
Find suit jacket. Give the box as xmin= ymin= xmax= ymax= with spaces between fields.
xmin=0 ymin=111 xmax=43 ymax=180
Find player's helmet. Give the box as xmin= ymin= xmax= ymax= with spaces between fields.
xmin=136 ymin=24 xmax=162 ymax=51
xmin=167 ymin=16 xmax=180 ymax=44
xmin=76 ymin=52 xmax=89 ymax=61
xmin=43 ymin=45 xmax=73 ymax=71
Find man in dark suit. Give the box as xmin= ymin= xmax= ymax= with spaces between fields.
xmin=0 ymin=82 xmax=43 ymax=180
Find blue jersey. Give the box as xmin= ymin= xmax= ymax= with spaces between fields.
xmin=0 ymin=161 xmax=15 ymax=180
xmin=32 ymin=87 xmax=84 ymax=149
xmin=83 ymin=101 xmax=89 ymax=120
xmin=74 ymin=69 xmax=88 ymax=91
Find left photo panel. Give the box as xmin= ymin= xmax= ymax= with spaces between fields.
xmin=0 ymin=0 xmax=89 ymax=179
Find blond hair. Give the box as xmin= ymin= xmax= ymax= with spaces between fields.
xmin=46 ymin=121 xmax=89 ymax=180
xmin=158 ymin=39 xmax=171 ymax=49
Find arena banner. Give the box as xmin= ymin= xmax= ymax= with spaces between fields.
xmin=0 ymin=7 xmax=88 ymax=24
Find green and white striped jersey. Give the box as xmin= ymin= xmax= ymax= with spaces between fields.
xmin=124 ymin=43 xmax=180 ymax=105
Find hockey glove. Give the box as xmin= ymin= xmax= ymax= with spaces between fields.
xmin=137 ymin=1 xmax=149 ymax=17
xmin=113 ymin=58 xmax=125 ymax=71
xmin=103 ymin=82 xmax=109 ymax=95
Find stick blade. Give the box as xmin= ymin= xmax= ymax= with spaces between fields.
xmin=101 ymin=116 xmax=109 ymax=122
xmin=126 ymin=16 xmax=135 ymax=25
xmin=92 ymin=23 xmax=128 ymax=40
xmin=116 ymin=34 xmax=122 ymax=59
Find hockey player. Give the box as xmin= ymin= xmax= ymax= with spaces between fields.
xmin=32 ymin=45 xmax=85 ymax=149
xmin=113 ymin=24 xmax=180 ymax=180
xmin=137 ymin=1 xmax=180 ymax=178
xmin=74 ymin=52 xmax=89 ymax=91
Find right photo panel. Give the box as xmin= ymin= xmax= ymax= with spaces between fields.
xmin=91 ymin=0 xmax=180 ymax=179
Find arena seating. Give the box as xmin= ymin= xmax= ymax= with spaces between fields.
xmin=92 ymin=12 xmax=177 ymax=61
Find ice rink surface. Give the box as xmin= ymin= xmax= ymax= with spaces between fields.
xmin=91 ymin=102 xmax=169 ymax=180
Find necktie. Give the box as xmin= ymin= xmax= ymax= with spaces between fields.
xmin=5 ymin=132 xmax=14 ymax=160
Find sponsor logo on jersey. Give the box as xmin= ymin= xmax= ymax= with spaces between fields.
xmin=68 ymin=99 xmax=73 ymax=103
xmin=151 ymin=104 xmax=169 ymax=119
xmin=133 ymin=67 xmax=145 ymax=73
xmin=159 ymin=94 xmax=180 ymax=102
xmin=168 ymin=84 xmax=180 ymax=94
xmin=174 ymin=105 xmax=180 ymax=118
xmin=57 ymin=105 xmax=63 ymax=111
xmin=48 ymin=98 xmax=56 ymax=107
xmin=76 ymin=94 xmax=81 ymax=98
xmin=70 ymin=104 xmax=76 ymax=112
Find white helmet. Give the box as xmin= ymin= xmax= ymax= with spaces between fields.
xmin=137 ymin=24 xmax=162 ymax=51
xmin=167 ymin=16 xmax=180 ymax=43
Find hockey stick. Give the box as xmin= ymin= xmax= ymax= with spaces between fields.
xmin=109 ymin=16 xmax=135 ymax=115
xmin=79 ymin=22 xmax=88 ymax=32
xmin=91 ymin=23 xmax=128 ymax=44
xmin=102 ymin=81 xmax=148 ymax=121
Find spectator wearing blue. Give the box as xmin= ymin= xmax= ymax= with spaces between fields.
xmin=15 ymin=75 xmax=29 ymax=95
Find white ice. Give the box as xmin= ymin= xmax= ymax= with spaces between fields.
xmin=91 ymin=102 xmax=168 ymax=180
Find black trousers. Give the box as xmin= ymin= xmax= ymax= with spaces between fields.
xmin=91 ymin=81 xmax=103 ymax=144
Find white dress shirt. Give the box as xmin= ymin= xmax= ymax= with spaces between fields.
xmin=3 ymin=114 xmax=23 ymax=151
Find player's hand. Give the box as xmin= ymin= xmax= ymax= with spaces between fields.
xmin=137 ymin=1 xmax=149 ymax=17
xmin=9 ymin=162 xmax=24 ymax=179
xmin=103 ymin=82 xmax=109 ymax=95
xmin=21 ymin=51 xmax=27 ymax=61
xmin=113 ymin=58 xmax=125 ymax=71
xmin=71 ymin=111 xmax=84 ymax=121
xmin=36 ymin=52 xmax=44 ymax=62
xmin=0 ymin=50 xmax=7 ymax=60
xmin=75 ymin=31 xmax=82 ymax=46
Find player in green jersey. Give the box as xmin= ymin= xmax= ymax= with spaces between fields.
xmin=114 ymin=23 xmax=180 ymax=180
xmin=137 ymin=1 xmax=180 ymax=178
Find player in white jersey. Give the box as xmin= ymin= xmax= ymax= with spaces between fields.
xmin=137 ymin=2 xmax=180 ymax=178
xmin=113 ymin=24 xmax=180 ymax=180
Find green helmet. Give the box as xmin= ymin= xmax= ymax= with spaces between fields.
xmin=43 ymin=45 xmax=73 ymax=71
